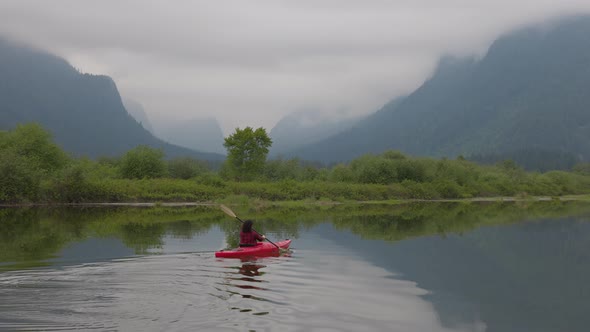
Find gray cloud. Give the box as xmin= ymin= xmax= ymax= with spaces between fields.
xmin=1 ymin=0 xmax=590 ymax=134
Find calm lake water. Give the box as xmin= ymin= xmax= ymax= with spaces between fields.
xmin=1 ymin=202 xmax=590 ymax=331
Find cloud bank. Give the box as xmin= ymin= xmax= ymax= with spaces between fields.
xmin=1 ymin=1 xmax=589 ymax=133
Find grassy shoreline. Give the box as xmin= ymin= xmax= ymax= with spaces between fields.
xmin=5 ymin=124 xmax=590 ymax=206
xmin=3 ymin=194 xmax=590 ymax=208
xmin=5 ymin=125 xmax=590 ymax=205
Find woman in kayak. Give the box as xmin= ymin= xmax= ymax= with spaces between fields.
xmin=239 ymin=220 xmax=266 ymax=247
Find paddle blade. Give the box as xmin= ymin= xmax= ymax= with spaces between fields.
xmin=220 ymin=204 xmax=237 ymax=218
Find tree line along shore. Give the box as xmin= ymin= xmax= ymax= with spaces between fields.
xmin=3 ymin=123 xmax=590 ymax=205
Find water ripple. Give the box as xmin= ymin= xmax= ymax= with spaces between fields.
xmin=0 ymin=249 xmax=482 ymax=331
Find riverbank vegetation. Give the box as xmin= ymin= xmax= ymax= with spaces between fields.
xmin=3 ymin=123 xmax=590 ymax=204
xmin=3 ymin=200 xmax=590 ymax=270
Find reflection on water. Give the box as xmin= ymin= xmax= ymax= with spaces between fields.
xmin=1 ymin=202 xmax=590 ymax=331
xmin=0 ymin=246 xmax=482 ymax=331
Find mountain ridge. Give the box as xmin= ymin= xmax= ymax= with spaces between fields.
xmin=156 ymin=117 xmax=226 ymax=155
xmin=0 ymin=38 xmax=224 ymax=160
xmin=269 ymin=109 xmax=361 ymax=156
xmin=285 ymin=16 xmax=590 ymax=163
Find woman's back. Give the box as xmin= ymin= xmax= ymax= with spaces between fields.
xmin=239 ymin=220 xmax=264 ymax=247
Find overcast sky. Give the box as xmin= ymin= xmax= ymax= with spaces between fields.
xmin=1 ymin=1 xmax=590 ymax=134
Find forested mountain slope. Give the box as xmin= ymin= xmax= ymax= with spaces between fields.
xmin=290 ymin=16 xmax=590 ymax=163
xmin=0 ymin=39 xmax=223 ymax=160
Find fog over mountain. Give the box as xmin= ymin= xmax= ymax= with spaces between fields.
xmin=156 ymin=117 xmax=226 ymax=155
xmin=286 ymin=16 xmax=590 ymax=163
xmin=121 ymin=99 xmax=225 ymax=155
xmin=0 ymin=38 xmax=224 ymax=160
xmin=1 ymin=1 xmax=589 ymax=133
xmin=123 ymin=98 xmax=155 ymax=134
xmin=269 ymin=110 xmax=361 ymax=156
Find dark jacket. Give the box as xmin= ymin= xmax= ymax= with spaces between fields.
xmin=240 ymin=231 xmax=264 ymax=247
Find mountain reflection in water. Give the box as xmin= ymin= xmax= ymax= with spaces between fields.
xmin=1 ymin=202 xmax=589 ymax=331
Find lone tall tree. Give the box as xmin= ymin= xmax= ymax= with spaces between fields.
xmin=223 ymin=127 xmax=272 ymax=180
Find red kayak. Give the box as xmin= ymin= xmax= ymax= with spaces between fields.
xmin=215 ymin=239 xmax=292 ymax=258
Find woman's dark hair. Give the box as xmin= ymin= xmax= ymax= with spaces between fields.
xmin=242 ymin=220 xmax=254 ymax=233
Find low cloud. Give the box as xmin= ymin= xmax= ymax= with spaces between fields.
xmin=1 ymin=0 xmax=589 ymax=133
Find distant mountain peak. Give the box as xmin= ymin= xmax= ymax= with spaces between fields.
xmin=122 ymin=98 xmax=155 ymax=134
xmin=269 ymin=109 xmax=362 ymax=156
xmin=156 ymin=117 xmax=225 ymax=155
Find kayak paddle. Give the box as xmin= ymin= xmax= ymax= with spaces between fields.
xmin=220 ymin=204 xmax=281 ymax=250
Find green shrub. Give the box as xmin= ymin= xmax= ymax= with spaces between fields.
xmin=350 ymin=155 xmax=398 ymax=184
xmin=382 ymin=150 xmax=406 ymax=160
xmin=0 ymin=151 xmax=42 ymax=202
xmin=329 ymin=164 xmax=355 ymax=182
xmin=433 ymin=179 xmax=464 ymax=199
xmin=0 ymin=123 xmax=69 ymax=173
xmin=119 ymin=146 xmax=167 ymax=179
xmin=46 ymin=164 xmax=103 ymax=203
xmin=398 ymin=181 xmax=429 ymax=199
xmin=168 ymin=157 xmax=209 ymax=179
xmin=262 ymin=159 xmax=299 ymax=181
xmin=195 ymin=173 xmax=227 ymax=188
xmin=396 ymin=159 xmax=428 ymax=182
